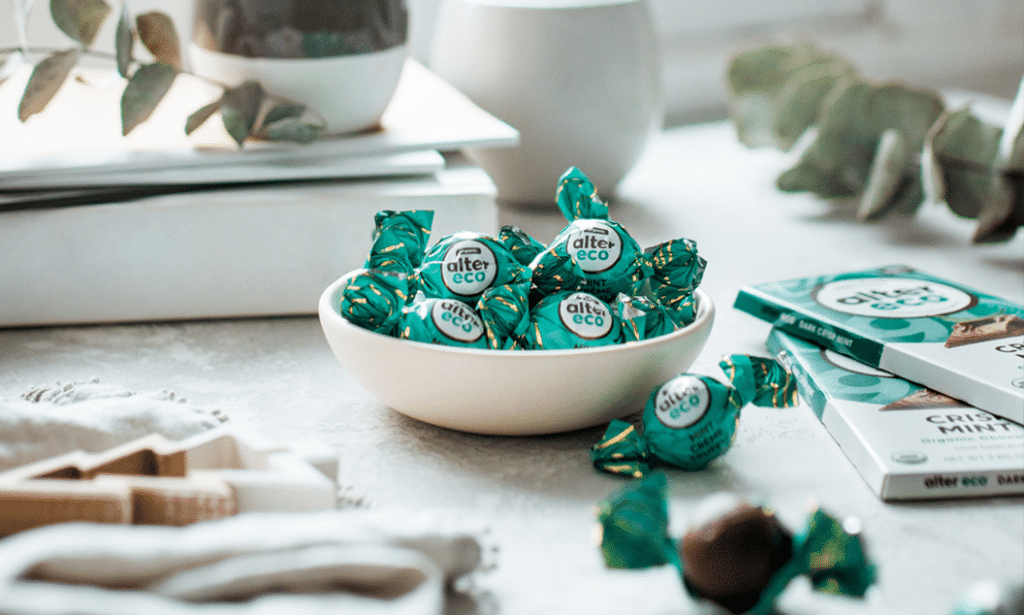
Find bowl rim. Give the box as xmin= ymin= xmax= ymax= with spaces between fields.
xmin=318 ymin=270 xmax=715 ymax=358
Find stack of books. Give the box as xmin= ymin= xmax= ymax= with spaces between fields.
xmin=0 ymin=60 xmax=518 ymax=326
xmin=736 ymin=265 xmax=1024 ymax=501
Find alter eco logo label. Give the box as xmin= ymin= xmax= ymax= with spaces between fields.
xmin=655 ymin=375 xmax=710 ymax=429
xmin=431 ymin=300 xmax=484 ymax=343
xmin=566 ymin=220 xmax=622 ymax=273
xmin=558 ymin=292 xmax=613 ymax=339
xmin=814 ymin=277 xmax=975 ymax=318
xmin=441 ymin=240 xmax=497 ymax=296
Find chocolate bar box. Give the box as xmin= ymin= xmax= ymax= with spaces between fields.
xmin=734 ymin=265 xmax=1024 ymax=425
xmin=767 ymin=329 xmax=1024 ymax=500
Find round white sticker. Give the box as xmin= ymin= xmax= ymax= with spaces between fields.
xmin=565 ymin=220 xmax=622 ymax=273
xmin=431 ymin=299 xmax=484 ymax=343
xmin=814 ymin=277 xmax=974 ymax=318
xmin=441 ymin=240 xmax=498 ymax=296
xmin=654 ymin=375 xmax=710 ymax=429
xmin=558 ymin=292 xmax=613 ymax=339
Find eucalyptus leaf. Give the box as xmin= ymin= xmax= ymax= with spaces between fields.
xmin=262 ymin=102 xmax=306 ymax=127
xmin=185 ymin=98 xmax=222 ymax=135
xmin=772 ymin=61 xmax=855 ymax=151
xmin=261 ymin=116 xmax=324 ymax=143
xmin=136 ymin=11 xmax=181 ymax=69
xmin=120 ymin=61 xmax=177 ymax=135
xmin=859 ymin=129 xmax=910 ymax=221
xmin=50 ymin=0 xmax=111 ymax=47
xmin=221 ymin=81 xmax=264 ymax=145
xmin=114 ymin=3 xmax=133 ymax=78
xmin=17 ymin=48 xmax=79 ymax=122
xmin=924 ymin=108 xmax=1001 ymax=219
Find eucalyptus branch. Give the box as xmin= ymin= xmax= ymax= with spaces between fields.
xmin=725 ymin=39 xmax=1024 ymax=244
xmin=2 ymin=0 xmax=325 ymax=146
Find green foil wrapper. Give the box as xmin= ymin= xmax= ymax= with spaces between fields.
xmin=594 ymin=476 xmax=877 ymax=615
xmin=615 ymin=293 xmax=679 ymax=339
xmin=549 ymin=167 xmax=649 ymax=301
xmin=364 ymin=210 xmax=434 ymax=274
xmin=528 ymin=240 xmax=587 ymax=299
xmin=595 ymin=473 xmax=679 ymax=570
xmin=415 ymin=231 xmax=530 ymax=304
xmin=477 ymin=281 xmax=532 ymax=350
xmin=498 ymin=225 xmax=547 ymax=267
xmin=591 ymin=355 xmax=799 ymax=473
xmin=397 ymin=294 xmax=489 ymax=348
xmin=524 ymin=290 xmax=641 ymax=350
xmin=337 ymin=269 xmax=410 ymax=336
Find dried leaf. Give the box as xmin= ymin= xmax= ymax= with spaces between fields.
xmin=18 ymin=48 xmax=79 ymax=122
xmin=120 ymin=61 xmax=177 ymax=135
xmin=185 ymin=98 xmax=223 ymax=135
xmin=261 ymin=116 xmax=324 ymax=143
xmin=1 ymin=51 xmax=25 ymax=87
xmin=221 ymin=81 xmax=264 ymax=145
xmin=114 ymin=3 xmax=133 ymax=78
xmin=136 ymin=11 xmax=181 ymax=70
xmin=50 ymin=0 xmax=111 ymax=47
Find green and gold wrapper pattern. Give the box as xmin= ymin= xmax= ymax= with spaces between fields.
xmin=364 ymin=210 xmax=434 ymax=274
xmin=478 ymin=281 xmax=532 ymax=350
xmin=591 ymin=355 xmax=799 ymax=474
xmin=337 ymin=269 xmax=410 ymax=336
xmin=548 ymin=167 xmax=649 ymax=301
xmin=595 ymin=473 xmax=679 ymax=569
xmin=498 ymin=225 xmax=547 ymax=267
xmin=595 ymin=475 xmax=877 ymax=615
xmin=615 ymin=294 xmax=680 ymax=339
xmin=397 ymin=295 xmax=489 ymax=349
xmin=525 ymin=291 xmax=641 ymax=350
xmin=415 ymin=231 xmax=530 ymax=304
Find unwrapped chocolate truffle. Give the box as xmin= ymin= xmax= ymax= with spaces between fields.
xmin=595 ymin=476 xmax=877 ymax=615
xmin=591 ymin=355 xmax=799 ymax=475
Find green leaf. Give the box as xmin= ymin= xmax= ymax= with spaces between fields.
xmin=972 ymin=178 xmax=1018 ymax=243
xmin=261 ymin=116 xmax=324 ymax=143
xmin=136 ymin=11 xmax=181 ymax=70
xmin=18 ymin=48 xmax=79 ymax=122
xmin=262 ymin=102 xmax=306 ymax=127
xmin=185 ymin=98 xmax=222 ymax=135
xmin=772 ymin=61 xmax=855 ymax=151
xmin=50 ymin=0 xmax=111 ymax=47
xmin=114 ymin=3 xmax=133 ymax=78
xmin=859 ymin=129 xmax=911 ymax=221
xmin=923 ymin=108 xmax=1002 ymax=219
xmin=120 ymin=61 xmax=177 ymax=135
xmin=221 ymin=81 xmax=264 ymax=146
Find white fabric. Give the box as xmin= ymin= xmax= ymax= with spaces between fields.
xmin=0 ymin=510 xmax=482 ymax=615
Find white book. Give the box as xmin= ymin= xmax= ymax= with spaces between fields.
xmin=767 ymin=329 xmax=1024 ymax=501
xmin=0 ymin=59 xmax=517 ymax=187
xmin=0 ymin=157 xmax=498 ymax=326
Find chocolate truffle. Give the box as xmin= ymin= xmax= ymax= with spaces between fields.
xmin=680 ymin=503 xmax=794 ymax=614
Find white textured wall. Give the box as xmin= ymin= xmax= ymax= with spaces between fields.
xmin=2 ymin=0 xmax=1021 ymax=126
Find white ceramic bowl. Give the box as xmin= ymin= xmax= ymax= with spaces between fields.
xmin=188 ymin=44 xmax=407 ymax=135
xmin=318 ymin=273 xmax=715 ymax=436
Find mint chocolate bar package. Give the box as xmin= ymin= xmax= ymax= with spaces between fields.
xmin=767 ymin=329 xmax=1024 ymax=500
xmin=734 ymin=265 xmax=1024 ymax=425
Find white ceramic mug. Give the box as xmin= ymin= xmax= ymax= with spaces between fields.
xmin=430 ymin=0 xmax=663 ymax=206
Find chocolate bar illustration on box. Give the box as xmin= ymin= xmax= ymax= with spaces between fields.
xmin=767 ymin=329 xmax=1024 ymax=500
xmin=735 ymin=265 xmax=1024 ymax=425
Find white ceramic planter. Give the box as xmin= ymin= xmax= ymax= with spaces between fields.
xmin=430 ymin=0 xmax=663 ymax=205
xmin=188 ymin=44 xmax=408 ymax=135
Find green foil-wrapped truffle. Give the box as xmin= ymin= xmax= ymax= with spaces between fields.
xmin=524 ymin=290 xmax=642 ymax=350
xmin=595 ymin=476 xmax=878 ymax=615
xmin=364 ymin=210 xmax=434 ymax=274
xmin=397 ymin=294 xmax=489 ymax=348
xmin=591 ymin=355 xmax=799 ymax=474
xmin=415 ymin=231 xmax=530 ymax=304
